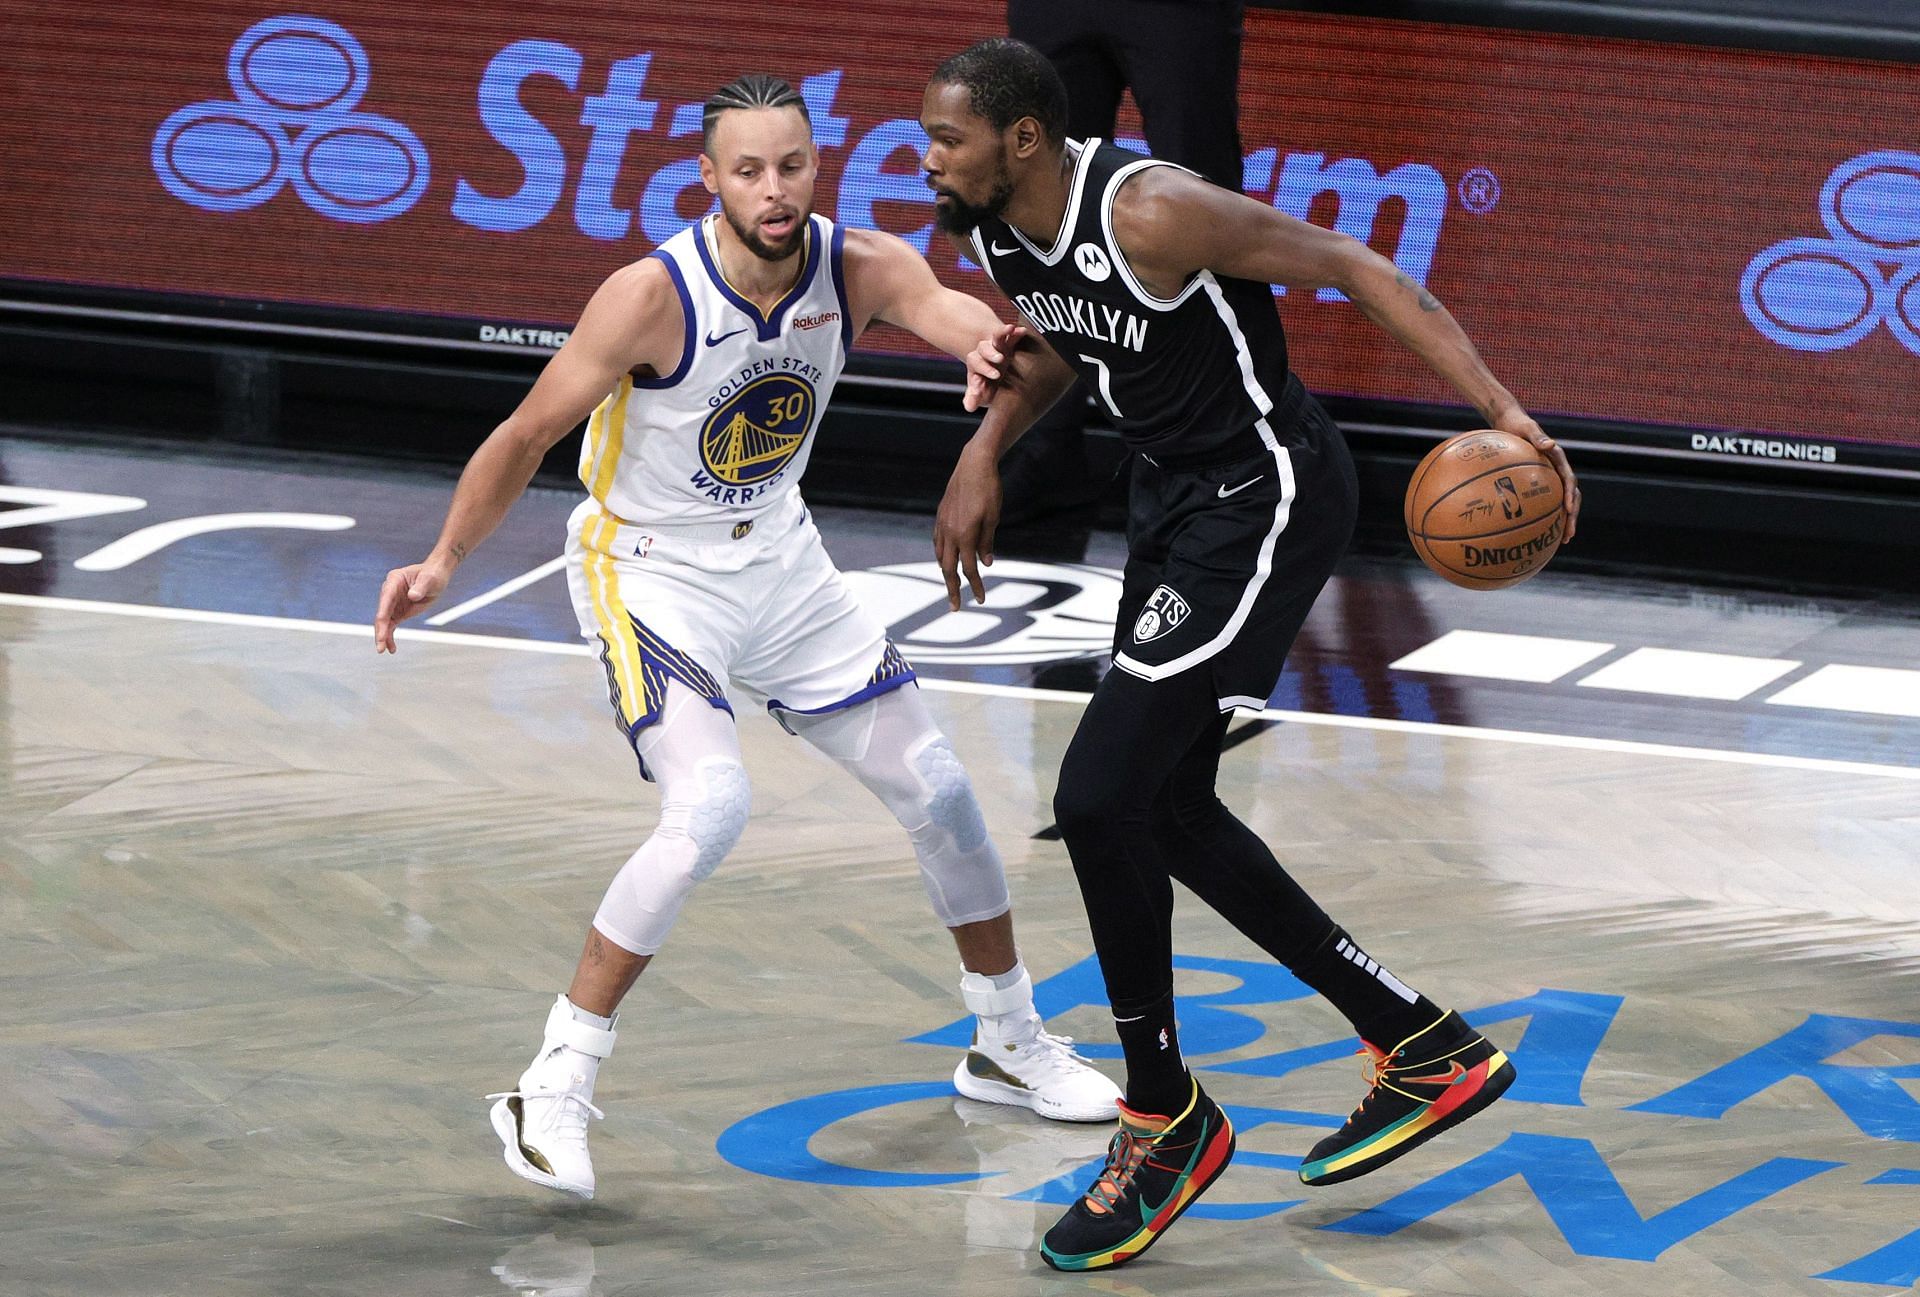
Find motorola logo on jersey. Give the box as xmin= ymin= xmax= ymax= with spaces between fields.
xmin=1073 ymin=242 xmax=1112 ymax=282
xmin=697 ymin=374 xmax=814 ymax=496
xmin=1132 ymin=585 xmax=1190 ymax=643
xmin=151 ymin=14 xmax=429 ymax=222
xmin=841 ymin=561 xmax=1123 ymax=666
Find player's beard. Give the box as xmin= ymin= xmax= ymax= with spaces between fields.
xmin=933 ymin=156 xmax=1014 ymax=235
xmin=722 ymin=203 xmax=808 ymax=262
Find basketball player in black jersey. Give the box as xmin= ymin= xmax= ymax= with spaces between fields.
xmin=918 ymin=40 xmax=1583 ymax=1271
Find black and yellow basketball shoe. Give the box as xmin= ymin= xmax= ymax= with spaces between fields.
xmin=1040 ymin=1078 xmax=1236 ymax=1271
xmin=1298 ymin=1010 xmax=1515 ymax=1186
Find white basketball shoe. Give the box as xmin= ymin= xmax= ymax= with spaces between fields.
xmin=488 ymin=996 xmax=616 ymax=1199
xmin=953 ymin=968 xmax=1121 ymax=1122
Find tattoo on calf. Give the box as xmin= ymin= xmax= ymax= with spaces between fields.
xmin=1395 ymin=271 xmax=1442 ymax=313
xmin=587 ymin=931 xmax=607 ymax=966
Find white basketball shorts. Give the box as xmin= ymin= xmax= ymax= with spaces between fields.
xmin=563 ymin=494 xmax=915 ymax=756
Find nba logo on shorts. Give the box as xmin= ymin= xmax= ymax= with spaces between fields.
xmin=1132 ymin=584 xmax=1190 ymax=643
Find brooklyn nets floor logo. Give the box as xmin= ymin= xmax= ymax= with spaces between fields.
xmin=842 ymin=561 xmax=1122 ymax=666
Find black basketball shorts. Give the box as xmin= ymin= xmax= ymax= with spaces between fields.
xmin=1110 ymin=396 xmax=1358 ymax=710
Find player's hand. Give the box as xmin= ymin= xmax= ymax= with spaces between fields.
xmin=374 ymin=558 xmax=453 ymax=653
xmin=934 ymin=441 xmax=1002 ymax=609
xmin=961 ymin=323 xmax=1028 ymax=413
xmin=1495 ymin=411 xmax=1580 ymax=543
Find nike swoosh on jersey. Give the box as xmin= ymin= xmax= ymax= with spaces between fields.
xmin=705 ymin=327 xmax=748 ymax=347
xmin=1217 ymin=476 xmax=1264 ymax=499
xmin=990 ymin=242 xmax=1018 ymax=256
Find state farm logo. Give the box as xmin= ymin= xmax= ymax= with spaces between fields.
xmin=1741 ymin=150 xmax=1920 ymax=356
xmin=151 ymin=14 xmax=429 ymax=223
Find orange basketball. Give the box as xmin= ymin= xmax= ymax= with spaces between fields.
xmin=1404 ymin=430 xmax=1564 ymax=590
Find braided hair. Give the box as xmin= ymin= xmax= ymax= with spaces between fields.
xmin=702 ymin=74 xmax=811 ymax=155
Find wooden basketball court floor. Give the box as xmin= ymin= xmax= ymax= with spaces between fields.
xmin=3 ymin=432 xmax=1919 ymax=1296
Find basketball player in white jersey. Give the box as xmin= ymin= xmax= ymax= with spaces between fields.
xmin=373 ymin=74 xmax=1118 ymax=1200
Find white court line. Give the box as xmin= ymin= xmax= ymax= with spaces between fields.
xmin=1390 ymin=629 xmax=1614 ymax=683
xmin=1768 ymin=664 xmax=1920 ymax=719
xmin=1 ymin=590 xmax=1915 ymax=782
xmin=425 ymin=556 xmax=567 ymax=626
xmin=0 ymin=591 xmax=591 ymax=656
xmin=1574 ymin=647 xmax=1802 ymax=701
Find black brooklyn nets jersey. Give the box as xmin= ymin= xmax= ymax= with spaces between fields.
xmin=971 ymin=139 xmax=1298 ymax=464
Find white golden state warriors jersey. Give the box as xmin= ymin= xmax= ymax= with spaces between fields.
xmin=576 ymin=213 xmax=851 ymax=525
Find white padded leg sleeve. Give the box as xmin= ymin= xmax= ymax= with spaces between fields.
xmin=787 ymin=686 xmax=1010 ymax=928
xmin=592 ymin=683 xmax=751 ymax=955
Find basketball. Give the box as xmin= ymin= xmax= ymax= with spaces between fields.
xmin=1404 ymin=430 xmax=1565 ymax=590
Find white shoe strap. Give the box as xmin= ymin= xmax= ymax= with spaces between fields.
xmin=543 ymin=996 xmax=617 ymax=1059
xmin=959 ymin=966 xmax=1033 ymax=1019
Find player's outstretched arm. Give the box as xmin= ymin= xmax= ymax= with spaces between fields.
xmin=1111 ymin=169 xmax=1580 ymax=539
xmin=374 ymin=260 xmax=680 ymax=652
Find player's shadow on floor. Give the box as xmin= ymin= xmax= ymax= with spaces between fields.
xmin=1281 ymin=1201 xmax=1478 ymax=1245
xmin=992 ymin=507 xmax=1101 ymax=566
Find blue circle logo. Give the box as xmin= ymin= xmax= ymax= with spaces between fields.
xmin=151 ymin=14 xmax=428 ymax=223
xmin=1741 ymin=150 xmax=1920 ymax=356
xmin=700 ymin=375 xmax=815 ymax=486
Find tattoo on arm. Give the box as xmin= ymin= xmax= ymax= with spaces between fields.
xmin=450 ymin=541 xmax=469 ymax=562
xmin=1395 ymin=271 xmax=1442 ymax=313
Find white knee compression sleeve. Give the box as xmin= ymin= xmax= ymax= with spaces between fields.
xmin=592 ymin=685 xmax=752 ymax=955
xmin=593 ymin=756 xmax=750 ymax=953
xmin=682 ymin=758 xmax=751 ymax=879
xmin=788 ymin=687 xmax=1009 ymax=928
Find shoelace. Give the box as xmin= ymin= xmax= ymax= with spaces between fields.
xmin=1345 ymin=1038 xmax=1474 ymax=1121
xmin=486 ymin=1089 xmax=606 ymax=1138
xmin=1083 ymin=1125 xmax=1154 ymax=1215
xmin=1341 ymin=1042 xmax=1399 ymax=1122
xmin=1019 ymin=1030 xmax=1097 ymax=1074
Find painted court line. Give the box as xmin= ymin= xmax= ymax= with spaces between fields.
xmin=425 ymin=556 xmax=568 ymax=626
xmin=1767 ymin=664 xmax=1920 ymax=719
xmin=1389 ymin=629 xmax=1614 ymax=683
xmin=1574 ymin=647 xmax=1802 ymax=701
xmin=2 ymin=590 xmax=1915 ymax=783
